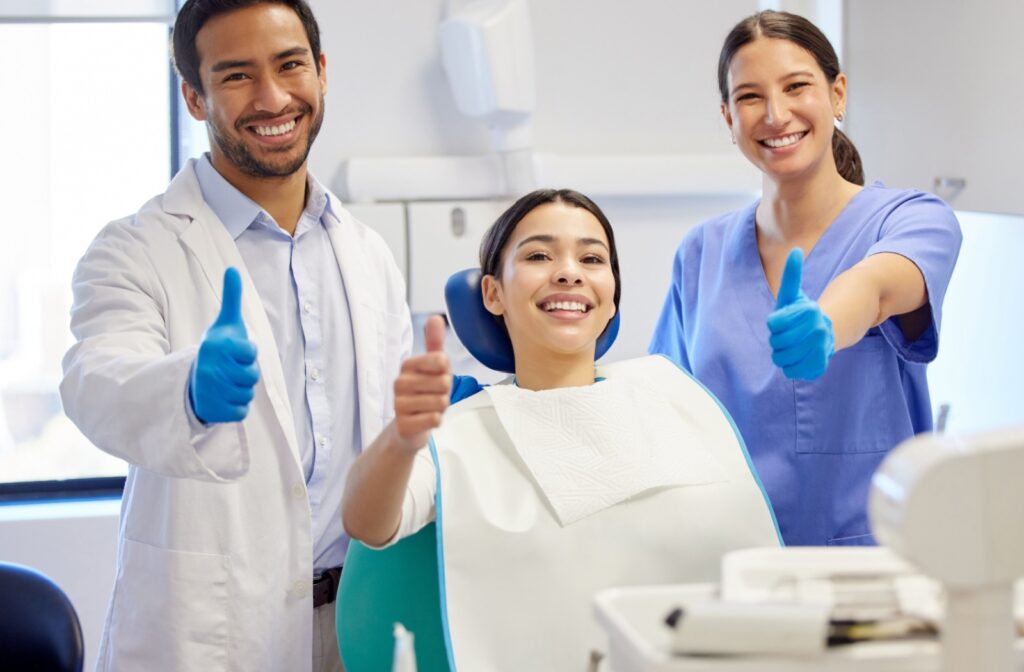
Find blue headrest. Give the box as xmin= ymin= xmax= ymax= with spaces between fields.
xmin=444 ymin=268 xmax=620 ymax=373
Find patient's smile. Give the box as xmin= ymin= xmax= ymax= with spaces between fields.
xmin=540 ymin=298 xmax=592 ymax=313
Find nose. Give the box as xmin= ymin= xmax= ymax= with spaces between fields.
xmin=764 ymin=94 xmax=791 ymax=128
xmin=555 ymin=259 xmax=584 ymax=286
xmin=253 ymin=75 xmax=291 ymax=113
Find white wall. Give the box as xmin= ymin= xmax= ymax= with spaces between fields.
xmin=845 ymin=0 xmax=1024 ymax=214
xmin=306 ymin=0 xmax=759 ymax=186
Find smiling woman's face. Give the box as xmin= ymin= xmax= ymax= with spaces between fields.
xmin=721 ymin=36 xmax=845 ymax=183
xmin=481 ymin=201 xmax=617 ymax=363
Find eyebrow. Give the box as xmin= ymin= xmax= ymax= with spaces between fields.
xmin=210 ymin=47 xmax=311 ymax=73
xmin=515 ymin=234 xmax=609 ymax=251
xmin=730 ymin=70 xmax=817 ymax=95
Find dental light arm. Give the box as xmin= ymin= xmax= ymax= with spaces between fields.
xmin=439 ymin=0 xmax=536 ymax=194
xmin=439 ymin=0 xmax=535 ymax=152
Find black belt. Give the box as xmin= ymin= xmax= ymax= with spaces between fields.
xmin=313 ymin=566 xmax=342 ymax=608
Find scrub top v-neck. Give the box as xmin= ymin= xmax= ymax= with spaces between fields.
xmin=650 ymin=182 xmax=962 ymax=546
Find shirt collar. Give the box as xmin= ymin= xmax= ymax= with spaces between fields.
xmin=194 ymin=153 xmax=334 ymax=240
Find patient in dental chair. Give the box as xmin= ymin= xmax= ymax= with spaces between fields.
xmin=338 ymin=189 xmax=781 ymax=671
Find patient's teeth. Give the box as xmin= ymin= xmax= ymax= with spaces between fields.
xmin=543 ymin=301 xmax=589 ymax=312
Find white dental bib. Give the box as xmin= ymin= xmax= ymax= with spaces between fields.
xmin=429 ymin=356 xmax=781 ymax=671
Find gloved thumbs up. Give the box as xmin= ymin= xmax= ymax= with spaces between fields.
xmin=213 ymin=266 xmax=246 ymax=335
xmin=188 ymin=268 xmax=261 ymax=424
xmin=775 ymin=248 xmax=807 ymax=309
xmin=766 ymin=248 xmax=834 ymax=380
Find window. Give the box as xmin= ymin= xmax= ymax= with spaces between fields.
xmin=928 ymin=210 xmax=1024 ymax=434
xmin=0 ymin=11 xmax=176 ymax=497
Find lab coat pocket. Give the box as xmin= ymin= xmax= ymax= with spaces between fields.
xmin=794 ymin=333 xmax=913 ymax=454
xmin=109 ymin=539 xmax=231 ymax=672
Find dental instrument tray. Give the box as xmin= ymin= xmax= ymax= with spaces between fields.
xmin=593 ymin=548 xmax=1024 ymax=671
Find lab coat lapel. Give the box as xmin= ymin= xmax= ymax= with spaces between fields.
xmin=165 ymin=165 xmax=303 ymax=469
xmin=323 ymin=200 xmax=384 ymax=445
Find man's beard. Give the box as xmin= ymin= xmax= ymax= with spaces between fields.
xmin=209 ymin=95 xmax=325 ymax=179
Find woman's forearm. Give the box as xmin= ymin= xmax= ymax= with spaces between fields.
xmin=342 ymin=421 xmax=420 ymax=547
xmin=819 ymin=252 xmax=927 ymax=351
xmin=344 ymin=316 xmax=450 ymax=546
xmin=818 ymin=269 xmax=881 ymax=350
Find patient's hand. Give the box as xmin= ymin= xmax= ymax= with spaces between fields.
xmin=393 ymin=315 xmax=452 ymax=452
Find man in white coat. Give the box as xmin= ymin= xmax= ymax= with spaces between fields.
xmin=59 ymin=1 xmax=411 ymax=670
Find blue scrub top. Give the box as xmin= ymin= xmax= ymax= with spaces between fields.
xmin=650 ymin=183 xmax=962 ymax=546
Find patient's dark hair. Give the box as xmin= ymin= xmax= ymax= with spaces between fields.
xmin=172 ymin=0 xmax=322 ymax=96
xmin=718 ymin=10 xmax=864 ymax=185
xmin=479 ymin=189 xmax=621 ymax=333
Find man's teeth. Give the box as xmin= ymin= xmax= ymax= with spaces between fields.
xmin=254 ymin=120 xmax=297 ymax=137
xmin=543 ymin=301 xmax=589 ymax=313
xmin=762 ymin=132 xmax=805 ymax=148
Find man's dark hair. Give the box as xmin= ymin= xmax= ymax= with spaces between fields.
xmin=172 ymin=0 xmax=322 ymax=95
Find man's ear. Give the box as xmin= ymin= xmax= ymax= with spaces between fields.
xmin=318 ymin=52 xmax=328 ymax=97
xmin=182 ymin=81 xmax=207 ymax=121
xmin=480 ymin=274 xmax=504 ymax=317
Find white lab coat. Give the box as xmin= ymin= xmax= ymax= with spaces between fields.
xmin=59 ymin=160 xmax=412 ymax=672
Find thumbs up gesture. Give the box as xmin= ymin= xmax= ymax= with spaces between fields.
xmin=766 ymin=248 xmax=835 ymax=381
xmin=188 ymin=268 xmax=261 ymax=424
xmin=392 ymin=316 xmax=452 ymax=452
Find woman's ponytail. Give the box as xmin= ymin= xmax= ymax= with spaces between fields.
xmin=832 ymin=127 xmax=864 ymax=186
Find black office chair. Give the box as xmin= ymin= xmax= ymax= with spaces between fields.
xmin=0 ymin=561 xmax=84 ymax=672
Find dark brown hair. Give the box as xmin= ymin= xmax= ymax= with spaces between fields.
xmin=172 ymin=0 xmax=322 ymax=96
xmin=479 ymin=189 xmax=621 ymax=333
xmin=718 ymin=10 xmax=864 ymax=185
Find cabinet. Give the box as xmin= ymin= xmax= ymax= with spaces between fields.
xmin=845 ymin=0 xmax=1024 ymax=214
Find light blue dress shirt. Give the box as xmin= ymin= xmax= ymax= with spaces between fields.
xmin=195 ymin=154 xmax=360 ymax=573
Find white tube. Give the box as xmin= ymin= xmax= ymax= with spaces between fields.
xmin=391 ymin=622 xmax=417 ymax=672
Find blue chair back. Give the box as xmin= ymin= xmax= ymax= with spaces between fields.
xmin=444 ymin=268 xmax=620 ymax=372
xmin=0 ymin=562 xmax=84 ymax=672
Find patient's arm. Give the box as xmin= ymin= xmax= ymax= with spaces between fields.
xmin=342 ymin=317 xmax=451 ymax=547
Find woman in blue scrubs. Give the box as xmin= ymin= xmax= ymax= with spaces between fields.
xmin=650 ymin=10 xmax=962 ymax=546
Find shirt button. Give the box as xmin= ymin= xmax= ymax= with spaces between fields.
xmin=292 ymin=483 xmax=304 ymax=499
xmin=293 ymin=580 xmax=307 ymax=598
xmin=303 ymin=301 xmax=312 ymax=314
xmin=310 ymin=367 xmax=321 ymax=381
xmin=318 ymin=436 xmax=327 ymax=447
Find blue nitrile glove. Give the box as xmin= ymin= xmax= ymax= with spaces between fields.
xmin=766 ymin=248 xmax=835 ymax=381
xmin=188 ymin=268 xmax=260 ymax=424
